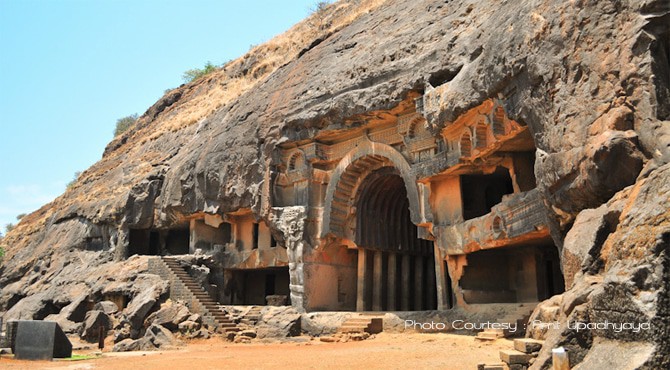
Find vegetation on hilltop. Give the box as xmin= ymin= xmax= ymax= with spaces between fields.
xmin=182 ymin=61 xmax=218 ymax=83
xmin=114 ymin=113 xmax=139 ymax=136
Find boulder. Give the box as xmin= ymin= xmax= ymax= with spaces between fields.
xmin=143 ymin=324 xmax=180 ymax=349
xmin=93 ymin=300 xmax=119 ymax=315
xmin=113 ymin=322 xmax=132 ymax=343
xmin=144 ymin=302 xmax=191 ymax=330
xmin=187 ymin=313 xmax=202 ymax=324
xmin=80 ymin=310 xmax=112 ymax=342
xmin=44 ymin=314 xmax=82 ymax=334
xmin=178 ymin=320 xmax=200 ymax=332
xmin=188 ymin=329 xmax=210 ymax=340
xmin=301 ymin=312 xmax=350 ymax=336
xmin=3 ymin=292 xmax=55 ymax=321
xmin=255 ymin=306 xmax=301 ymax=339
xmin=59 ymin=295 xmax=89 ymax=322
xmin=112 ymin=338 xmax=143 ymax=352
xmin=124 ymin=287 xmax=159 ymax=331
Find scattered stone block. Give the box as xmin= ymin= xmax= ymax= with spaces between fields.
xmin=500 ymin=349 xmax=532 ymax=365
xmin=514 ymin=338 xmax=544 ymax=353
xmin=239 ymin=329 xmax=257 ymax=339
xmin=477 ymin=364 xmax=505 ymax=370
xmin=320 ymin=336 xmax=337 ymax=343
xmin=508 ymin=364 xmax=528 ymax=370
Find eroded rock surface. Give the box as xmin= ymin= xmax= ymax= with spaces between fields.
xmin=0 ymin=0 xmax=668 ymax=367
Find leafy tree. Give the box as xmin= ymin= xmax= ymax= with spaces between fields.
xmin=114 ymin=114 xmax=139 ymax=136
xmin=182 ymin=61 xmax=217 ymax=83
xmin=5 ymin=223 xmax=14 ymax=233
xmin=16 ymin=213 xmax=26 ymax=221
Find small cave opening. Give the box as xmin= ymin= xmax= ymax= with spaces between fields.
xmin=461 ymin=167 xmax=514 ymax=221
xmin=222 ymin=267 xmax=291 ymax=305
xmin=459 ymin=243 xmax=565 ymax=304
xmin=428 ymin=65 xmax=463 ymax=88
xmin=128 ymin=229 xmax=160 ymax=256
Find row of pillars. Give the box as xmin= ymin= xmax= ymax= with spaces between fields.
xmin=356 ymin=248 xmax=437 ymax=311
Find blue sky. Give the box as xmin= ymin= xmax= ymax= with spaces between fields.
xmin=0 ymin=0 xmax=318 ymax=232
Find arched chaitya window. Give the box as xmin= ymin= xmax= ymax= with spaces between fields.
xmin=288 ymin=151 xmax=305 ymax=171
xmin=460 ymin=130 xmax=472 ymax=157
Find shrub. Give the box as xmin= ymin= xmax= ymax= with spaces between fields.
xmin=114 ymin=114 xmax=139 ymax=136
xmin=67 ymin=171 xmax=82 ymax=189
xmin=313 ymin=1 xmax=330 ymax=13
xmin=182 ymin=61 xmax=217 ymax=83
xmin=16 ymin=213 xmax=26 ymax=221
xmin=5 ymin=223 xmax=14 ymax=233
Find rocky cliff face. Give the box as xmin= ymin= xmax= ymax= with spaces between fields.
xmin=1 ymin=0 xmax=668 ymax=368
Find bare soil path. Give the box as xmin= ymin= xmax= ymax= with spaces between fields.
xmin=0 ymin=333 xmax=510 ymax=370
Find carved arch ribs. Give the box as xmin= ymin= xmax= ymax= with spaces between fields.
xmin=321 ymin=140 xmax=427 ymax=239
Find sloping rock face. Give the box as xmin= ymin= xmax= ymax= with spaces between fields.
xmin=0 ymin=0 xmax=668 ymax=367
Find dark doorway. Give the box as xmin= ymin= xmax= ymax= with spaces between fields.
xmin=225 ymin=267 xmax=290 ymax=305
xmin=265 ymin=274 xmax=276 ymax=296
xmin=166 ymin=229 xmax=189 ymax=255
xmin=461 ymin=166 xmax=514 ymax=220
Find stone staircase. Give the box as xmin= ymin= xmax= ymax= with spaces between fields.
xmin=150 ymin=257 xmax=240 ymax=334
xmin=239 ymin=306 xmax=262 ymax=326
xmin=337 ymin=314 xmax=383 ymax=334
xmin=478 ymin=338 xmax=544 ymax=370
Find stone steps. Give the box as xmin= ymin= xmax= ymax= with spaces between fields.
xmin=337 ymin=316 xmax=383 ymax=334
xmin=239 ymin=306 xmax=263 ymax=326
xmin=160 ymin=257 xmax=241 ymax=333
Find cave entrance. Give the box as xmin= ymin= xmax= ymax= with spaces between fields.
xmin=128 ymin=227 xmax=190 ymax=257
xmin=354 ymin=167 xmax=436 ymax=311
xmin=459 ymin=243 xmax=565 ymax=304
xmin=128 ymin=229 xmax=161 ymax=256
xmin=165 ymin=228 xmax=189 ymax=255
xmin=224 ymin=267 xmax=290 ymax=306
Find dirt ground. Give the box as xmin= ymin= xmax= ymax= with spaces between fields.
xmin=0 ymin=332 xmax=511 ymax=370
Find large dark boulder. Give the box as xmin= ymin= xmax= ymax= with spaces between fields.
xmin=144 ymin=302 xmax=191 ymax=331
xmin=80 ymin=310 xmax=112 ymax=342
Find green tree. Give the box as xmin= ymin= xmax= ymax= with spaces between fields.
xmin=5 ymin=223 xmax=14 ymax=233
xmin=114 ymin=114 xmax=139 ymax=136
xmin=182 ymin=61 xmax=217 ymax=83
xmin=16 ymin=213 xmax=26 ymax=221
